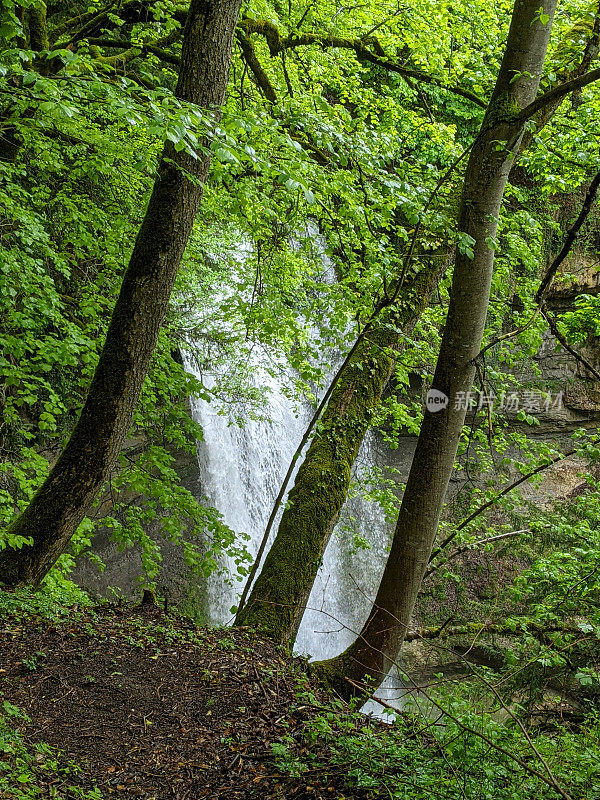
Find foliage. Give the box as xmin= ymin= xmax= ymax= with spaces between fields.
xmin=0 ymin=701 xmax=102 ymax=799
xmin=0 ymin=586 xmax=100 ymax=797
xmin=1 ymin=5 xmax=600 ymax=791
xmin=273 ymin=679 xmax=600 ymax=799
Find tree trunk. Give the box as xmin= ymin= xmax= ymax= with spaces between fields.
xmin=315 ymin=0 xmax=557 ymax=692
xmin=0 ymin=0 xmax=243 ymax=587
xmin=236 ymin=258 xmax=447 ymax=642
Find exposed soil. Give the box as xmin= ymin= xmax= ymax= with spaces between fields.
xmin=0 ymin=604 xmax=376 ymax=799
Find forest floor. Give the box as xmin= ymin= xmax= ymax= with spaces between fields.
xmin=0 ymin=601 xmax=399 ymax=800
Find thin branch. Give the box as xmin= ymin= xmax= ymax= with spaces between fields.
xmin=239 ymin=17 xmax=487 ymax=108
xmin=477 ymin=168 xmax=600 ymax=359
xmin=404 ymin=619 xmax=583 ymax=642
xmin=461 ymin=661 xmax=573 ymax=800
xmin=543 ymin=309 xmax=600 ymax=381
xmin=87 ymin=38 xmax=182 ymax=67
xmin=236 ymin=32 xmax=278 ymax=103
xmin=428 ymin=450 xmax=577 ymax=563
xmin=423 ymin=529 xmax=527 ymax=579
xmin=519 ymin=67 xmax=600 ymax=122
xmin=343 ymin=677 xmax=573 ymax=800
xmin=536 ymin=169 xmax=600 ymax=303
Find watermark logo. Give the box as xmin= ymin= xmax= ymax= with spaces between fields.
xmin=453 ymin=390 xmax=563 ymax=413
xmin=424 ymin=390 xmax=564 ymax=415
xmin=426 ymin=388 xmax=449 ymax=413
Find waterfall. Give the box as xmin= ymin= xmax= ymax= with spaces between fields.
xmin=185 ymin=354 xmax=314 ymax=624
xmin=186 ymin=350 xmax=406 ymax=717
xmin=182 ymin=227 xmax=405 ymax=715
xmin=185 ymin=352 xmax=394 ymax=658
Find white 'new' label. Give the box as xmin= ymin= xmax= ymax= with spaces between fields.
xmin=426 ymin=389 xmax=448 ymax=413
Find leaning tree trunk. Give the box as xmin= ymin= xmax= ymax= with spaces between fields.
xmin=315 ymin=0 xmax=557 ymax=692
xmin=235 ymin=259 xmax=447 ymax=642
xmin=0 ymin=0 xmax=243 ymax=587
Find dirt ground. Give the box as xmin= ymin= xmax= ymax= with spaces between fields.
xmin=0 ymin=604 xmax=375 ymax=799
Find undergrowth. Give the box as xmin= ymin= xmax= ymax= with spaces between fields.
xmin=1 ymin=585 xmax=600 ymax=800
xmin=276 ymin=684 xmax=600 ymax=799
xmin=0 ymin=701 xmax=102 ymax=800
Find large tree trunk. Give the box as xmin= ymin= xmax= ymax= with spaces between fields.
xmin=315 ymin=0 xmax=557 ymax=692
xmin=235 ymin=0 xmax=597 ymax=649
xmin=236 ymin=259 xmax=446 ymax=641
xmin=0 ymin=0 xmax=243 ymax=587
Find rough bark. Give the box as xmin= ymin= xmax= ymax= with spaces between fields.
xmin=315 ymin=0 xmax=557 ymax=692
xmin=27 ymin=3 xmax=49 ymax=53
xmin=0 ymin=0 xmax=243 ymax=587
xmin=236 ymin=258 xmax=446 ymax=642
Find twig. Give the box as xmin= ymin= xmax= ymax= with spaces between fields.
xmin=543 ymin=309 xmax=600 ymax=382
xmin=477 ymin=168 xmax=600 ymax=359
xmin=344 ymin=675 xmax=574 ymax=800
xmin=428 ymin=450 xmax=577 ymax=562
xmin=424 ymin=529 xmax=527 ymax=578
xmin=458 ymin=659 xmax=573 ymax=800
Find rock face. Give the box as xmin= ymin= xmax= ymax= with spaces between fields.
xmin=70 ymin=439 xmax=205 ymax=607
xmin=536 ymin=255 xmax=600 ymax=427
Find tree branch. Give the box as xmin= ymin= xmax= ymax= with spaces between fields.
xmin=428 ymin=449 xmax=577 ymax=563
xmin=536 ymin=169 xmax=600 ymax=302
xmin=423 ymin=529 xmax=527 ymax=579
xmin=476 ymin=167 xmax=600 ymax=359
xmin=519 ymin=67 xmax=600 ymax=122
xmin=543 ymin=309 xmax=600 ymax=382
xmin=404 ymin=619 xmax=584 ymax=642
xmin=87 ymin=38 xmax=182 ymax=67
xmin=239 ymin=17 xmax=487 ymax=108
xmin=343 ymin=675 xmax=574 ymax=800
xmin=236 ymin=32 xmax=278 ymax=103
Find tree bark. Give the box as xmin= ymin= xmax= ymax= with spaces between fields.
xmin=315 ymin=0 xmax=557 ymax=692
xmin=0 ymin=0 xmax=243 ymax=587
xmin=236 ymin=258 xmax=447 ymax=642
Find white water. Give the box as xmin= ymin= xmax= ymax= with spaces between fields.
xmin=186 ymin=350 xmax=407 ymax=718
xmin=183 ymin=228 xmax=404 ymax=715
xmin=185 ymin=353 xmax=313 ymax=624
xmin=184 ymin=350 xmax=392 ymax=655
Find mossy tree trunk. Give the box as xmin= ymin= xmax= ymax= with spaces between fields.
xmin=236 ymin=259 xmax=447 ymax=642
xmin=314 ymin=0 xmax=557 ymax=693
xmin=0 ymin=0 xmax=243 ymax=587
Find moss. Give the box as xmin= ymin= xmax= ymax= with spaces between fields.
xmin=237 ymin=344 xmax=392 ymax=641
xmin=240 ymin=18 xmax=283 ymax=56
xmin=238 ymin=263 xmax=443 ymax=644
xmin=27 ymin=4 xmax=49 ymax=52
xmin=177 ymin=579 xmax=213 ymax=626
xmin=310 ymin=656 xmax=352 ymax=696
xmin=484 ymin=91 xmax=522 ymax=129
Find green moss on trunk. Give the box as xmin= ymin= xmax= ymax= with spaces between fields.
xmin=236 ymin=262 xmax=444 ymax=643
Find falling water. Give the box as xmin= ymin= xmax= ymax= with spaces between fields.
xmin=183 ymin=228 xmax=407 ymax=715
xmin=186 ymin=344 xmax=391 ymax=652
xmin=186 ymin=366 xmax=395 ymax=648
xmin=185 ymin=347 xmax=407 ymax=717
xmin=185 ymin=354 xmax=314 ymax=624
